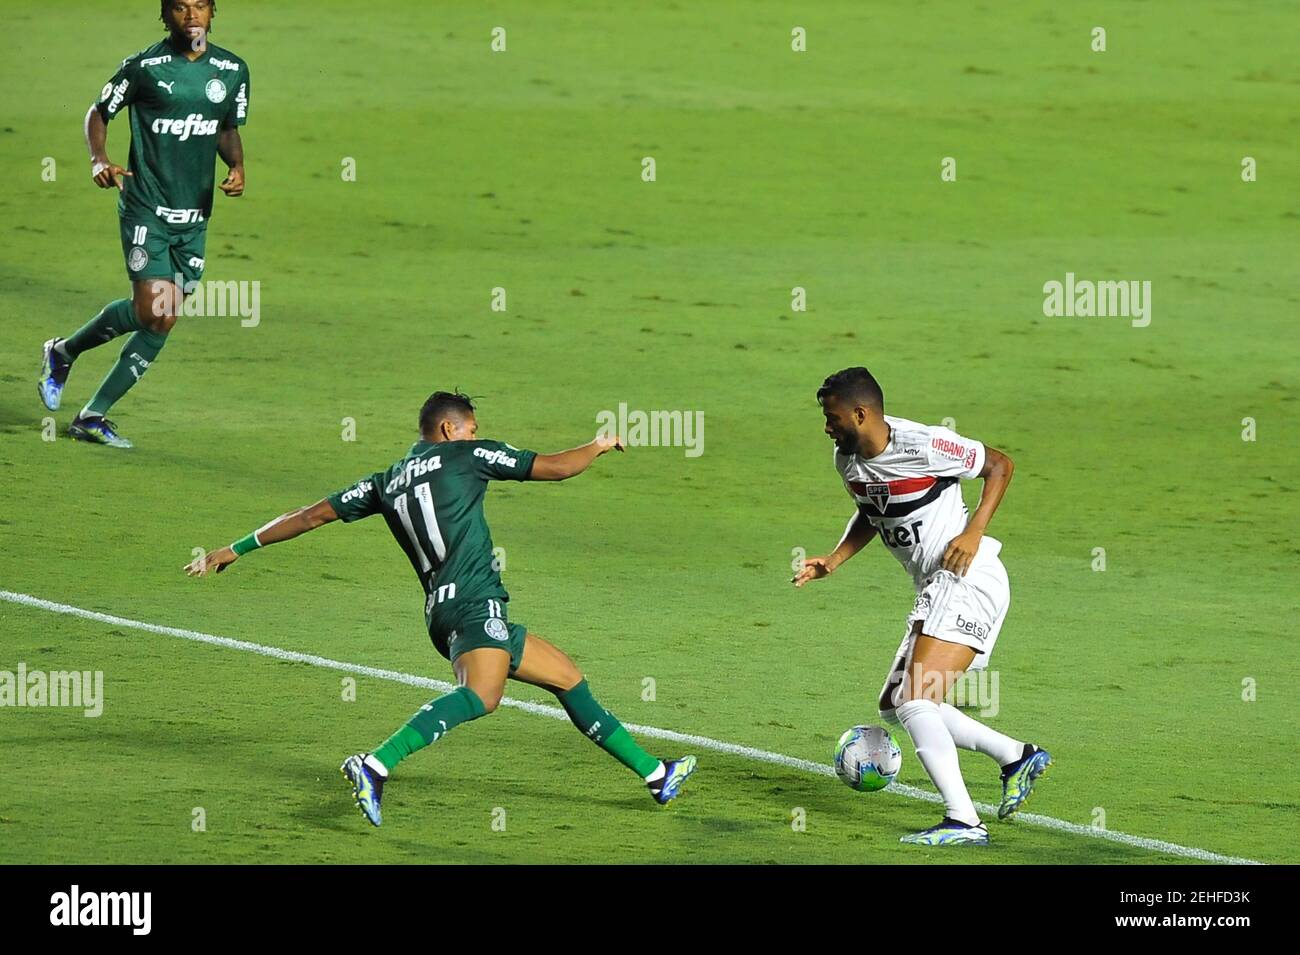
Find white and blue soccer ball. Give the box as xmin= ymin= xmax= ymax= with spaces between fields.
xmin=834 ymin=725 xmax=902 ymax=792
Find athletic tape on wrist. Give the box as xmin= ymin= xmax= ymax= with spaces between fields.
xmin=231 ymin=532 xmax=262 ymax=557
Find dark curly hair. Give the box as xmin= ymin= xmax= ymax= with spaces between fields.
xmin=160 ymin=1 xmax=217 ymax=27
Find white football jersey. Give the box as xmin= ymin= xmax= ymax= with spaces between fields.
xmin=834 ymin=415 xmax=1001 ymax=589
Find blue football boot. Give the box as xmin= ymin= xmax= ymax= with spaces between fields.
xmin=648 ymin=755 xmax=697 ymax=805
xmin=998 ymin=745 xmax=1052 ymax=819
xmin=68 ymin=414 xmax=133 ymax=449
xmin=900 ymin=817 xmax=990 ymax=846
xmin=38 ymin=338 xmax=71 ymax=411
xmin=340 ymin=754 xmax=386 ymax=827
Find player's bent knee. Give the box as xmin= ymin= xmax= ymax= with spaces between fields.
xmin=133 ymin=298 xmax=177 ymax=334
xmin=474 ymin=687 xmax=503 ymax=714
xmin=558 ymin=663 xmax=584 ymax=693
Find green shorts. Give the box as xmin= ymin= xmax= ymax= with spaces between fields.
xmin=427 ymin=596 xmax=527 ymax=671
xmin=120 ymin=218 xmax=207 ymax=286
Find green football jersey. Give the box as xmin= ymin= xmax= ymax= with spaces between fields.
xmin=95 ymin=36 xmax=250 ymax=232
xmin=327 ymin=439 xmax=538 ymax=615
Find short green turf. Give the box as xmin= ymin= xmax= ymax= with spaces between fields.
xmin=0 ymin=1 xmax=1295 ymax=864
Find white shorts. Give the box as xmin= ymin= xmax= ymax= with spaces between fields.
xmin=893 ymin=556 xmax=1011 ymax=672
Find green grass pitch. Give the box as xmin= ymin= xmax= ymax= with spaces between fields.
xmin=0 ymin=1 xmax=1296 ymax=864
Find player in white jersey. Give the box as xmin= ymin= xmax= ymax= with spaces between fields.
xmin=793 ymin=366 xmax=1052 ymax=846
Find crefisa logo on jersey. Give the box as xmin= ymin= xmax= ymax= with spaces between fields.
xmin=340 ymin=480 xmax=373 ymax=504
xmin=205 ymin=78 xmax=227 ymax=103
xmin=101 ymin=78 xmax=130 ymax=115
xmin=473 ymin=447 xmax=518 ymax=468
xmin=151 ymin=113 xmax=220 ymax=141
xmin=385 ymin=455 xmax=443 ymax=494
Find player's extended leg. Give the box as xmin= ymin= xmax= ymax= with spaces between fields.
xmin=925 ymin=684 xmax=1050 ymax=818
xmin=341 ymin=648 xmax=508 ymax=826
xmin=893 ymin=633 xmax=990 ymax=845
xmin=511 ymin=633 xmax=697 ymax=804
xmin=879 ymin=625 xmax=1049 ymax=823
xmin=38 ymin=298 xmax=136 ymax=412
xmin=880 ymin=624 xmax=1024 ymax=769
xmin=65 ymin=279 xmax=180 ymax=448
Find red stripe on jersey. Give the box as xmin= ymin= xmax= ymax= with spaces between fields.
xmin=885 ymin=476 xmax=936 ymax=496
xmin=847 ymin=476 xmax=936 ymax=497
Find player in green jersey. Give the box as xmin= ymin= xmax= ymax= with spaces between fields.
xmin=183 ymin=392 xmax=698 ymax=826
xmin=37 ymin=0 xmax=250 ymax=448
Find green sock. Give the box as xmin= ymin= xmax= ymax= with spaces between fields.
xmin=83 ymin=327 xmax=169 ymax=418
xmin=371 ymin=686 xmax=487 ymax=772
xmin=62 ymin=299 xmax=139 ymax=360
xmin=557 ymin=679 xmax=661 ymax=778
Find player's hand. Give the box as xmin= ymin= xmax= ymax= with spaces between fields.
xmin=184 ymin=546 xmax=238 ymax=577
xmin=792 ymin=555 xmax=835 ymax=587
xmin=942 ymin=529 xmax=982 ymax=577
xmin=91 ymin=159 xmax=132 ymax=191
xmin=219 ymin=165 xmax=245 ymax=197
xmin=593 ymin=432 xmax=625 ymax=454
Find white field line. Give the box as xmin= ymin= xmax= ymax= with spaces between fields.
xmin=0 ymin=589 xmax=1262 ymax=865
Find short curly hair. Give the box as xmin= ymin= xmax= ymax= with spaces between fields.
xmin=160 ymin=1 xmax=217 ymax=26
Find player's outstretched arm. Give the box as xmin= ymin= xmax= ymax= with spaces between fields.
xmin=793 ymin=505 xmax=878 ymax=587
xmin=184 ymin=499 xmax=340 ymax=577
xmin=528 ymin=433 xmax=625 ymax=481
xmin=941 ymin=445 xmax=1015 ymax=576
xmin=85 ymin=106 xmax=130 ymax=191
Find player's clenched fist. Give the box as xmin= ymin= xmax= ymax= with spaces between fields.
xmin=184 ymin=546 xmax=239 ymax=577
xmin=219 ymin=165 xmax=245 ymax=197
xmin=792 ymin=555 xmax=836 ymax=587
xmin=941 ymin=529 xmax=982 ymax=577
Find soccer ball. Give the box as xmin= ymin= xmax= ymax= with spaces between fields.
xmin=834 ymin=725 xmax=902 ymax=792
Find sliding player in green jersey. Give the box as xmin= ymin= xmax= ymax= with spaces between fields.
xmin=183 ymin=392 xmax=697 ymax=826
xmin=38 ymin=0 xmax=250 ymax=448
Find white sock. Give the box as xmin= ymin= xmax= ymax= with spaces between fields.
xmin=938 ymin=702 xmax=1023 ymax=766
xmin=363 ymin=754 xmax=389 ymax=779
xmin=53 ymin=340 xmax=72 ymax=361
xmin=644 ymin=761 xmax=666 ymax=784
xmin=896 ymin=699 xmax=980 ymax=826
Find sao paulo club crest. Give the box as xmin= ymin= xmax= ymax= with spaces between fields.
xmin=864 ymin=482 xmax=890 ymax=512
xmin=484 ymin=618 xmax=509 ymax=642
xmin=205 ymin=79 xmax=227 ymax=103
